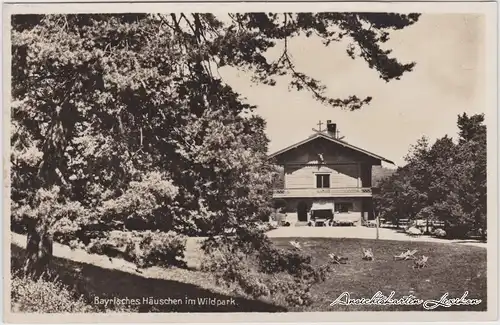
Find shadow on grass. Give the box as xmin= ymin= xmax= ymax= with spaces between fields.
xmin=11 ymin=244 xmax=286 ymax=313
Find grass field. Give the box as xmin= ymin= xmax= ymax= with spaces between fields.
xmin=273 ymin=238 xmax=487 ymax=311
xmin=10 ymin=235 xmax=487 ymax=312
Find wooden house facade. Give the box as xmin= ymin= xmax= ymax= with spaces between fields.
xmin=269 ymin=121 xmax=394 ymax=225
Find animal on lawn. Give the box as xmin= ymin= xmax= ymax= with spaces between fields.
xmin=413 ymin=255 xmax=429 ymax=269
xmin=289 ymin=240 xmax=302 ymax=250
xmin=394 ymin=249 xmax=418 ymax=261
xmin=362 ymin=248 xmax=374 ymax=261
xmin=328 ymin=253 xmax=348 ymax=264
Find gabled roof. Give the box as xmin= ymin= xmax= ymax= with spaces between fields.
xmin=268 ymin=132 xmax=395 ymax=165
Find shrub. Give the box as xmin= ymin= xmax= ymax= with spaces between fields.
xmin=201 ymin=248 xmax=271 ymax=298
xmin=444 ymin=224 xmax=470 ymax=239
xmin=11 ymin=272 xmax=95 ymax=313
xmin=259 ymin=247 xmax=312 ymax=274
xmin=88 ymin=230 xmax=187 ymax=268
xmin=200 ymin=231 xmax=329 ymax=308
xmin=11 ymin=271 xmax=141 ymax=313
xmin=433 ymin=228 xmax=446 ymax=238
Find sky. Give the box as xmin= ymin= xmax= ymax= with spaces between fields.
xmin=219 ymin=13 xmax=486 ymax=167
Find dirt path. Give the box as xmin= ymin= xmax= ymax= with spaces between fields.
xmin=265 ymin=226 xmax=487 ymax=248
xmin=10 ymin=232 xmax=205 ymax=273
xmin=9 ymin=227 xmax=485 ymax=275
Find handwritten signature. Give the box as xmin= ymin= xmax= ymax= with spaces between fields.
xmin=330 ymin=291 xmax=482 ymax=310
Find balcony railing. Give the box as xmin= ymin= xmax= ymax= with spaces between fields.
xmin=272 ymin=187 xmax=372 ymax=198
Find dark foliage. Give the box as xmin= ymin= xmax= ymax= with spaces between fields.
xmin=374 ymin=114 xmax=486 ymax=239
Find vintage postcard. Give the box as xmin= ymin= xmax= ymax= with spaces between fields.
xmin=2 ymin=1 xmax=498 ymax=323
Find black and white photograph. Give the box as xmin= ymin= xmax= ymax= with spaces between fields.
xmin=3 ymin=1 xmax=498 ymax=322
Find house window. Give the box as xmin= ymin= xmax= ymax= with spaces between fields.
xmin=335 ymin=202 xmax=353 ymax=213
xmin=316 ymin=174 xmax=330 ymax=188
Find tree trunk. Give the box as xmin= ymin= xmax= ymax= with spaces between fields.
xmin=24 ymin=219 xmax=53 ymax=278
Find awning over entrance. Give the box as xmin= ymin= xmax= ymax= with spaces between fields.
xmin=311 ymin=201 xmax=335 ymax=211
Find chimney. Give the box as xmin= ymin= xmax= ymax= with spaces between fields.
xmin=326 ymin=120 xmax=337 ymax=138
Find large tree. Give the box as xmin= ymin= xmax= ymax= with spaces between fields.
xmin=374 ymin=114 xmax=486 ymax=238
xmin=11 ymin=13 xmax=419 ymax=292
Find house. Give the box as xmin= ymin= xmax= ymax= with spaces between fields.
xmin=268 ymin=120 xmax=394 ymax=226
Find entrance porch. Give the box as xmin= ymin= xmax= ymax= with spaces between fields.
xmin=274 ymin=197 xmax=374 ymax=226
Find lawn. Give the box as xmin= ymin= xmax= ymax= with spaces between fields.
xmin=10 ymin=234 xmax=487 ymax=312
xmin=272 ymin=238 xmax=487 ymax=312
